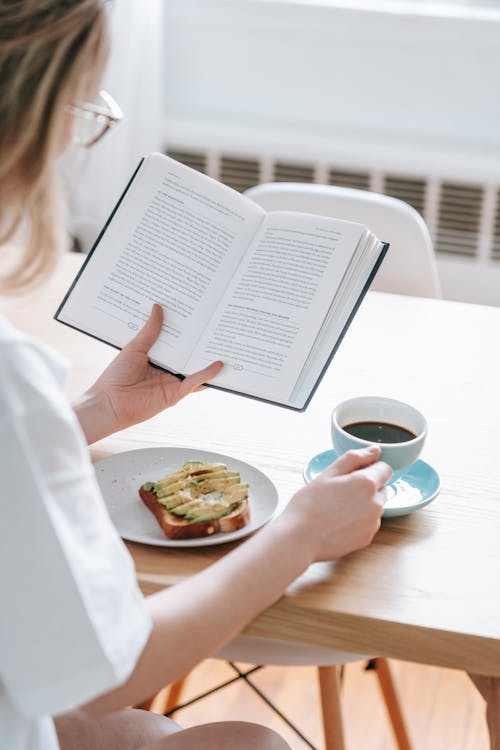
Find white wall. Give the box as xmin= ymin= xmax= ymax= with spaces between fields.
xmin=71 ymin=0 xmax=500 ymax=304
xmin=162 ymin=0 xmax=500 ymax=181
xmin=67 ymin=0 xmax=165 ymax=244
xmin=162 ymin=0 xmax=500 ymax=307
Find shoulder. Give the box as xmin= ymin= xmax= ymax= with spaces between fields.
xmin=0 ymin=316 xmax=69 ymax=416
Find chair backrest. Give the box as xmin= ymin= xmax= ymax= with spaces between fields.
xmin=244 ymin=183 xmax=441 ymax=298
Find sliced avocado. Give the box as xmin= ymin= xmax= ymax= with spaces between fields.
xmin=156 ymin=468 xmax=232 ymax=496
xmin=168 ymin=501 xmax=200 ymax=518
xmin=165 ymin=465 xmax=225 ymax=484
xmin=170 ymin=499 xmax=208 ymax=516
xmin=170 ymin=489 xmax=241 ymax=519
xmin=224 ymin=484 xmax=249 ymax=502
xmin=155 ymin=480 xmax=189 ymax=498
xmin=171 ymin=491 xmax=225 ymax=517
xmin=156 ymin=470 xmax=239 ymax=499
xmin=185 ymin=502 xmax=239 ymax=523
xmin=196 ymin=476 xmax=240 ymax=494
xmin=157 ymin=489 xmax=193 ymax=510
xmin=149 ymin=461 xmax=248 ymax=523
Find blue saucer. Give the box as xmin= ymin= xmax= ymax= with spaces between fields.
xmin=303 ymin=449 xmax=440 ymax=518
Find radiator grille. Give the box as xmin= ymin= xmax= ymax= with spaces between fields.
xmin=435 ymin=182 xmax=483 ymax=257
xmin=164 ymin=147 xmax=500 ymax=262
xmin=384 ymin=175 xmax=426 ymax=217
xmin=328 ymin=168 xmax=371 ymax=190
xmin=273 ymin=161 xmax=315 ymax=183
xmin=165 ymin=149 xmax=207 ymax=174
xmin=220 ymin=156 xmax=260 ymax=193
xmin=492 ymin=189 xmax=500 ymax=261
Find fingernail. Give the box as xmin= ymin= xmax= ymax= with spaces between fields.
xmin=366 ymin=445 xmax=379 ymax=454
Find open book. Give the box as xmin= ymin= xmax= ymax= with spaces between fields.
xmin=56 ymin=153 xmax=388 ymax=411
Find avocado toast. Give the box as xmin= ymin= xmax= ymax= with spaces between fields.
xmin=138 ymin=461 xmax=250 ymax=539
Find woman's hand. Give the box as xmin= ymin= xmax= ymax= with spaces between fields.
xmin=73 ymin=304 xmax=223 ymax=444
xmin=80 ymin=445 xmax=392 ymax=715
xmin=280 ymin=445 xmax=392 ymax=564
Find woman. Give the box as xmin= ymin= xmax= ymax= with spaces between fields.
xmin=0 ymin=2 xmax=392 ymax=749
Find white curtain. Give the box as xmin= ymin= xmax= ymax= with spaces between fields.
xmin=67 ymin=0 xmax=165 ymax=251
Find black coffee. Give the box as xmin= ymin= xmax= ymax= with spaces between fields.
xmin=342 ymin=421 xmax=417 ymax=444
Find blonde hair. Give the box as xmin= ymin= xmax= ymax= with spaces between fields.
xmin=0 ymin=0 xmax=109 ymax=292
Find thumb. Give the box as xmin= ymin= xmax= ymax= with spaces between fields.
xmin=326 ymin=445 xmax=382 ymax=477
xmin=124 ymin=303 xmax=163 ymax=353
xmin=178 ymin=360 xmax=224 ymax=397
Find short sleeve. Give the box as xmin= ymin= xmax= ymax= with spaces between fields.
xmin=0 ymin=338 xmax=152 ymax=719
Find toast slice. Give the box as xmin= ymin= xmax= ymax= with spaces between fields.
xmin=139 ymin=487 xmax=250 ymax=539
xmin=138 ymin=461 xmax=251 ymax=540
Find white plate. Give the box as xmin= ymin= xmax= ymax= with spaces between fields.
xmin=94 ymin=447 xmax=279 ymax=547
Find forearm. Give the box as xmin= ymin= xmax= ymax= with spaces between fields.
xmin=81 ymin=446 xmax=388 ymax=717
xmin=72 ymin=390 xmax=118 ymax=444
xmin=83 ymin=509 xmax=313 ymax=716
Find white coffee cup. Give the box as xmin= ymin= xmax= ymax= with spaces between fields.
xmin=331 ymin=396 xmax=427 ymax=472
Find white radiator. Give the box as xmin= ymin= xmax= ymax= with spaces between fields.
xmin=72 ymin=0 xmax=500 ymax=306
xmin=159 ymin=0 xmax=500 ymax=306
xmin=162 ymin=144 xmax=500 ymax=306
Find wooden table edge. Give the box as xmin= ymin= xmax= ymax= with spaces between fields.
xmin=135 ymin=569 xmax=500 ymax=677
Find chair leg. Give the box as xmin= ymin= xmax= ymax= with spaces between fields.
xmin=317 ymin=665 xmax=346 ymax=750
xmin=164 ymin=676 xmax=188 ymax=714
xmin=133 ymin=675 xmax=188 ymax=714
xmin=373 ymin=658 xmax=413 ymax=750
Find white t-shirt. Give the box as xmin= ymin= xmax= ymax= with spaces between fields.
xmin=0 ymin=316 xmax=152 ymax=750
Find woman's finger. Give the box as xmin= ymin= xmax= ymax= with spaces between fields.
xmin=124 ymin=303 xmax=164 ymax=353
xmin=178 ymin=361 xmax=224 ymax=397
xmin=374 ymin=487 xmax=390 ymax=509
xmin=325 ymin=446 xmax=382 ymax=477
xmin=358 ymin=460 xmax=393 ymax=491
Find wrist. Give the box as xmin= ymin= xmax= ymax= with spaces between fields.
xmin=263 ymin=499 xmax=316 ymax=573
xmin=72 ymin=389 xmax=119 ymax=445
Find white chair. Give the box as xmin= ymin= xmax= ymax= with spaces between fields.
xmin=216 ymin=182 xmax=431 ymax=749
xmin=150 ymin=638 xmax=413 ymax=750
xmin=140 ymin=182 xmax=431 ymax=750
xmin=244 ymin=182 xmax=441 ymax=299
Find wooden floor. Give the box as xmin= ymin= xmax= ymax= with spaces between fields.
xmin=150 ymin=658 xmax=489 ymax=750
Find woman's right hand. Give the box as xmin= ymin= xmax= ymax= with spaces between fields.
xmin=82 ymin=446 xmax=391 ymax=715
xmin=282 ymin=446 xmax=392 ymax=563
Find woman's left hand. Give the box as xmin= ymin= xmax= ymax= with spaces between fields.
xmin=73 ymin=304 xmax=223 ymax=444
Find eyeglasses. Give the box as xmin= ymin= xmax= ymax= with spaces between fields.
xmin=65 ymin=89 xmax=123 ymax=148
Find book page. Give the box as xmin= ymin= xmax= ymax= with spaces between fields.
xmin=289 ymin=234 xmax=383 ymax=408
xmin=57 ymin=153 xmax=265 ymax=372
xmin=185 ymin=211 xmax=365 ymax=403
